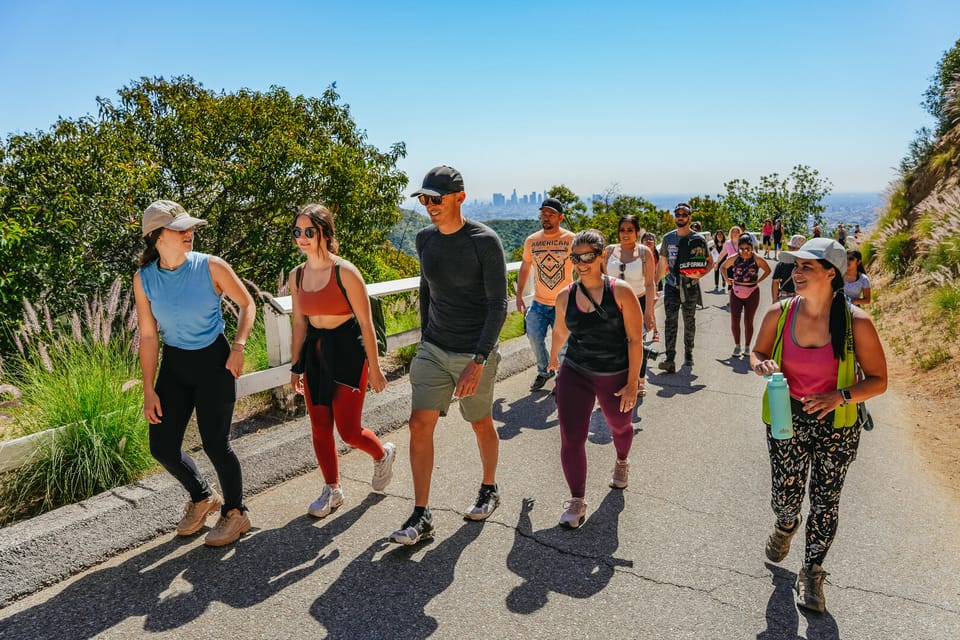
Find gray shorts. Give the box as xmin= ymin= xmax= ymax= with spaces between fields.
xmin=410 ymin=341 xmax=501 ymax=423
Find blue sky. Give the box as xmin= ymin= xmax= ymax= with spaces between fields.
xmin=1 ymin=1 xmax=958 ymax=203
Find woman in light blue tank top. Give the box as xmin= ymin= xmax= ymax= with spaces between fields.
xmin=133 ymin=200 xmax=256 ymax=547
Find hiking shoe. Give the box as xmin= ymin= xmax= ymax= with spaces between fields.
xmin=610 ymin=459 xmax=629 ymax=489
xmin=176 ymin=491 xmax=223 ymax=536
xmin=389 ymin=508 xmax=434 ymax=545
xmin=657 ymin=359 xmax=676 ymax=373
xmin=683 ymin=353 xmax=694 ymax=367
xmin=204 ymin=508 xmax=251 ymax=547
xmin=530 ymin=371 xmax=555 ymax=392
xmin=371 ymin=442 xmax=396 ymax=492
xmin=465 ymin=484 xmax=500 ymax=520
xmin=744 ymin=346 xmax=751 ymax=357
xmin=796 ymin=563 xmax=829 ymax=613
xmin=732 ymin=345 xmax=742 ymax=358
xmin=308 ymin=485 xmax=344 ymax=518
xmin=559 ymin=498 xmax=587 ymax=529
xmin=766 ymin=515 xmax=802 ymax=562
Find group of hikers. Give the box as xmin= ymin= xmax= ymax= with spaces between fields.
xmin=134 ymin=165 xmax=887 ymax=615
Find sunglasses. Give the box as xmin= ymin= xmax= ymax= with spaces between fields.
xmin=570 ymin=250 xmax=600 ymax=264
xmin=738 ymin=246 xmax=753 ymax=252
xmin=674 ymin=212 xmax=690 ymax=218
xmin=292 ymin=227 xmax=317 ymax=239
xmin=418 ymin=194 xmax=445 ymax=206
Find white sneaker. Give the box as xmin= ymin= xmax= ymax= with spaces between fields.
xmin=372 ymin=442 xmax=396 ymax=492
xmin=559 ymin=498 xmax=587 ymax=529
xmin=308 ymin=485 xmax=343 ymax=518
xmin=732 ymin=345 xmax=742 ymax=357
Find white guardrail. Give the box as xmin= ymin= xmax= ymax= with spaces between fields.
xmin=0 ymin=262 xmax=526 ymax=472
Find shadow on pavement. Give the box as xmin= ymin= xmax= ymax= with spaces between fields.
xmin=310 ymin=519 xmax=484 ymax=639
xmin=493 ymin=392 xmax=559 ymax=440
xmin=719 ymin=355 xmax=755 ymax=375
xmin=505 ymin=493 xmax=631 ymax=615
xmin=650 ymin=369 xmax=707 ymax=398
xmin=0 ymin=493 xmax=384 ymax=640
xmin=756 ymin=562 xmax=840 ymax=640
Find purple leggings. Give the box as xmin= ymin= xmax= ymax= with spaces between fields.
xmin=556 ymin=361 xmax=635 ymax=498
xmin=729 ymin=287 xmax=760 ymax=347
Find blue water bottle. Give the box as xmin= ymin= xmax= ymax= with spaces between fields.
xmin=767 ymin=373 xmax=794 ymax=439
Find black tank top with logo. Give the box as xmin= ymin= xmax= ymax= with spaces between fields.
xmin=564 ymin=277 xmax=628 ymax=374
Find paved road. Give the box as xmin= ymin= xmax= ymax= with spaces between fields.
xmin=2 ymin=284 xmax=959 ymax=639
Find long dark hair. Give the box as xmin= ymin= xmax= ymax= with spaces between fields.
xmin=847 ymin=250 xmax=866 ymax=276
xmin=617 ymin=214 xmax=640 ymax=237
xmin=139 ymin=229 xmax=162 ymax=267
xmin=573 ymin=228 xmax=605 ymax=254
xmin=295 ymin=203 xmax=339 ymax=254
xmin=819 ymin=259 xmax=849 ymax=360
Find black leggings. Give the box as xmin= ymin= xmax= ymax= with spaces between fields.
xmin=149 ymin=335 xmax=245 ymax=514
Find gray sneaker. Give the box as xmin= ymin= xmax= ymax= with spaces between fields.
xmin=732 ymin=345 xmax=742 ymax=358
xmin=389 ymin=508 xmax=434 ymax=545
xmin=371 ymin=443 xmax=396 ymax=492
xmin=464 ymin=484 xmax=500 ymax=520
xmin=308 ymin=485 xmax=344 ymax=518
xmin=766 ymin=515 xmax=802 ymax=562
xmin=796 ymin=563 xmax=829 ymax=613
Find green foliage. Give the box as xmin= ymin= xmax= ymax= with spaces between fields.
xmin=922 ymin=37 xmax=960 ymax=136
xmin=499 ymin=312 xmax=526 ymax=341
xmin=722 ymin=165 xmax=832 ymax=233
xmin=486 ymin=219 xmax=540 ymax=257
xmin=899 ymin=127 xmax=936 ymax=178
xmin=931 ymin=147 xmax=958 ymax=172
xmin=859 ymin=238 xmax=875 ymax=265
xmin=914 ymin=346 xmax=952 ymax=371
xmin=0 ymin=76 xmax=408 ymax=349
xmin=387 ymin=208 xmax=429 ymax=256
xmin=883 ymin=231 xmax=913 ymax=275
xmin=931 ymin=286 xmax=960 ymax=315
xmin=687 ymin=195 xmax=730 ymax=235
xmin=546 ymin=184 xmax=589 ymax=230
xmin=589 ymin=188 xmax=665 ymax=241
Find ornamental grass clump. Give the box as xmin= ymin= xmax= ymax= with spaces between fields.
xmin=0 ymin=278 xmax=153 ymax=525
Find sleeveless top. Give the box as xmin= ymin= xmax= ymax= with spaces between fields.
xmin=564 ymin=277 xmax=628 ymax=374
xmin=297 ymin=265 xmax=352 ymax=316
xmin=605 ymin=246 xmax=645 ymax=295
xmin=843 ymin=274 xmax=870 ymax=302
xmin=780 ymin=299 xmax=838 ymax=399
xmin=730 ymin=256 xmax=760 ymax=299
xmin=139 ymin=252 xmax=224 ymax=350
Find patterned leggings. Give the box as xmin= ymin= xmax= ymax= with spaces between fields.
xmin=766 ymin=400 xmax=862 ymax=567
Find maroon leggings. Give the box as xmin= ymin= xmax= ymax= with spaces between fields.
xmin=304 ymin=362 xmax=385 ymax=484
xmin=729 ymin=287 xmax=761 ymax=347
xmin=556 ymin=362 xmax=635 ymax=498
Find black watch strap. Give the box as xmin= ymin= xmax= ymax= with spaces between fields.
xmin=473 ymin=353 xmax=487 ymax=365
xmin=840 ymin=389 xmax=852 ymax=405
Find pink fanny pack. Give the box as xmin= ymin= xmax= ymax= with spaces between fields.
xmin=732 ymin=283 xmax=757 ymax=299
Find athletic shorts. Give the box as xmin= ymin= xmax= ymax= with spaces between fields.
xmin=410 ymin=341 xmax=501 ymax=422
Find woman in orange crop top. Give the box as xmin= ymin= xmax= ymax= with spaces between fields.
xmin=288 ymin=203 xmax=396 ymax=519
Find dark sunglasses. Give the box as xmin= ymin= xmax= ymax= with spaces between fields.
xmin=570 ymin=250 xmax=600 ymax=264
xmin=418 ymin=194 xmax=444 ymax=206
xmin=292 ymin=227 xmax=317 ymax=239
xmin=738 ymin=245 xmax=753 ymax=252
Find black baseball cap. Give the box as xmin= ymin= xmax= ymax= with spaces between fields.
xmin=410 ymin=165 xmax=465 ymax=197
xmin=540 ymin=197 xmax=564 ymax=214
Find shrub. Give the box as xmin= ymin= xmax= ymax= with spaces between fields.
xmin=883 ymin=232 xmax=913 ymax=276
xmin=931 ymin=286 xmax=960 ymax=314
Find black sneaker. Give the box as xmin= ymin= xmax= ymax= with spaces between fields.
xmin=464 ymin=484 xmax=500 ymax=521
xmin=389 ymin=508 xmax=434 ymax=545
xmin=529 ymin=371 xmax=555 ymax=392
xmin=683 ymin=353 xmax=694 ymax=367
xmin=657 ymin=360 xmax=676 ymax=373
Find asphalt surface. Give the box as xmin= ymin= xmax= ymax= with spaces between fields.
xmin=1 ymin=283 xmax=959 ymax=639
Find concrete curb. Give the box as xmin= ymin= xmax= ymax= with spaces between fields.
xmin=0 ymin=338 xmax=535 ymax=607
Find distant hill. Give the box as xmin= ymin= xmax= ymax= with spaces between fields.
xmin=387 ymin=209 xmax=539 ymax=258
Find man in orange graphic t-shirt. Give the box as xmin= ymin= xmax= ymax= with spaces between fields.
xmin=516 ymin=197 xmax=575 ymax=392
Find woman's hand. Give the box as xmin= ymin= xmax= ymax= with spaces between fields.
xmin=752 ymin=359 xmax=779 ymax=377
xmin=290 ymin=373 xmax=304 ymax=395
xmin=801 ymin=391 xmax=843 ymax=419
xmin=143 ymin=389 xmax=163 ymax=424
xmin=614 ymin=378 xmax=643 ymax=413
xmin=225 ymin=350 xmax=244 ymax=378
xmin=547 ymin=355 xmax=560 ymax=373
xmin=369 ymin=367 xmax=388 ymax=393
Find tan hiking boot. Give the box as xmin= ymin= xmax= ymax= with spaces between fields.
xmin=796 ymin=563 xmax=829 ymax=613
xmin=559 ymin=498 xmax=587 ymax=529
xmin=176 ymin=492 xmax=223 ymax=536
xmin=609 ymin=459 xmax=629 ymax=489
xmin=204 ymin=508 xmax=251 ymax=547
xmin=765 ymin=515 xmax=801 ymax=562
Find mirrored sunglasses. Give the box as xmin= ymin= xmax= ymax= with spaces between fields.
xmin=570 ymin=251 xmax=600 ymax=264
xmin=292 ymin=227 xmax=317 ymax=239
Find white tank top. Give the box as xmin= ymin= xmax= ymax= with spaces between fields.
xmin=606 ymin=246 xmax=646 ymax=295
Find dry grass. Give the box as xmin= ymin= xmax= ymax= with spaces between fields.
xmin=871 ymin=270 xmax=960 ymax=501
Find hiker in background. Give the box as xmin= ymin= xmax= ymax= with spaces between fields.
xmin=134 ymin=200 xmax=255 ymax=547
xmin=548 ymin=229 xmax=645 ymax=529
xmin=772 ymin=219 xmax=784 ymax=259
xmin=516 ymin=197 xmax=575 ymax=392
xmin=720 ymin=234 xmax=772 ymax=357
xmin=751 ymin=237 xmax=887 ymax=614
xmin=602 ymin=214 xmax=656 ymax=340
xmin=761 ymin=219 xmax=774 ymax=258
xmin=843 ymin=249 xmax=871 ymax=306
xmin=836 ymin=224 xmax=848 ymax=248
xmin=771 ymin=234 xmax=806 ymax=301
xmin=641 ymin=231 xmax=662 ymax=340
xmin=710 ymin=229 xmax=728 ymax=292
xmin=288 ymin=203 xmax=396 ymax=520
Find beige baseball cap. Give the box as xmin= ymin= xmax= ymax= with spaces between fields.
xmin=142 ymin=200 xmax=208 ymax=237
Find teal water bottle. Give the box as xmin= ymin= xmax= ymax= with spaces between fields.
xmin=767 ymin=373 xmax=793 ymax=439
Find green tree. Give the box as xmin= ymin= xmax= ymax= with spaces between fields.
xmin=0 ymin=76 xmax=407 ymax=347
xmin=688 ymin=195 xmax=730 ymax=236
xmin=589 ymin=186 xmax=664 ymax=243
xmin=546 ymin=184 xmax=589 ymax=230
xmin=923 ymin=37 xmax=960 ymax=136
xmin=720 ymin=165 xmax=831 ymax=234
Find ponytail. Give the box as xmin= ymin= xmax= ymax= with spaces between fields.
xmin=823 ymin=260 xmax=847 ymax=359
xmin=139 ymin=229 xmax=162 ymax=267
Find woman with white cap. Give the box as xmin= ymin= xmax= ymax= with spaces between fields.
xmin=750 ymin=237 xmax=887 ymax=614
xmin=133 ymin=200 xmax=256 ymax=547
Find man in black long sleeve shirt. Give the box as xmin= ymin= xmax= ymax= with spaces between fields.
xmin=389 ymin=166 xmax=508 ymax=546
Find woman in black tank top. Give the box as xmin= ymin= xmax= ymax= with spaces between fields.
xmin=546 ymin=230 xmax=646 ymax=530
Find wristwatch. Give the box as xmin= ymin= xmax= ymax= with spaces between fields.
xmin=839 ymin=389 xmax=852 ymax=405
xmin=472 ymin=353 xmax=487 ymax=366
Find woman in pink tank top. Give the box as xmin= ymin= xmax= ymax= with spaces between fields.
xmin=749 ymin=238 xmax=887 ymax=614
